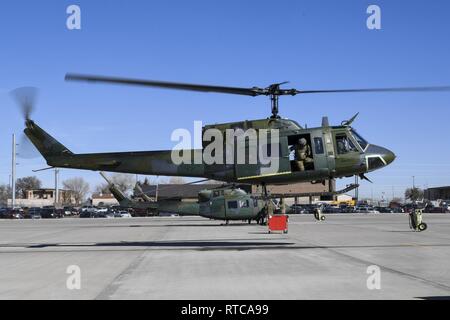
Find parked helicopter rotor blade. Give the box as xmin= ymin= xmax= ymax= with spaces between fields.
xmin=65 ymin=73 xmax=264 ymax=96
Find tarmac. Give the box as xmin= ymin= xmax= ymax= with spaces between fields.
xmin=0 ymin=213 xmax=449 ymax=300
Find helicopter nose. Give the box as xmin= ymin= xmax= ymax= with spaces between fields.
xmin=365 ymin=145 xmax=396 ymax=171
xmin=382 ymin=148 xmax=396 ymax=165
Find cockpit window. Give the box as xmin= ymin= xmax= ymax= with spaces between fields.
xmin=351 ymin=129 xmax=368 ymax=150
xmin=336 ymin=134 xmax=358 ymax=154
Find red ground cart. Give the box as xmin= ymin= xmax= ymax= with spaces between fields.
xmin=268 ymin=214 xmax=288 ymax=234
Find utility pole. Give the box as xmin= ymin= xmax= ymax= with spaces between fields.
xmin=371 ymin=187 xmax=374 ymax=204
xmin=412 ymin=176 xmax=415 ymax=189
xmin=54 ymin=168 xmax=59 ymax=207
xmin=11 ymin=134 xmax=16 ymax=208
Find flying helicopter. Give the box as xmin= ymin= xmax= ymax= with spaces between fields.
xmin=17 ymin=74 xmax=450 ymax=192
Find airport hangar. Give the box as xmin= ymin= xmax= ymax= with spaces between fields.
xmin=424 ymin=186 xmax=450 ymax=201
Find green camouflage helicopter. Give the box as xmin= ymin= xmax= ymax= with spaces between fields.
xmin=16 ymin=75 xmax=450 ymax=191
xmin=101 ymin=171 xmax=358 ymax=224
xmin=100 ymin=172 xmax=267 ymax=224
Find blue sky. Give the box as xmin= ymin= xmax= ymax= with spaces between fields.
xmin=1 ymin=0 xmax=449 ymax=200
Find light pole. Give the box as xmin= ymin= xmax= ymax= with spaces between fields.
xmin=54 ymin=168 xmax=59 ymax=207
xmin=11 ymin=134 xmax=17 ymax=208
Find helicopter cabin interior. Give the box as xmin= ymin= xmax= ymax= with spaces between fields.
xmin=287 ymin=134 xmax=315 ymax=172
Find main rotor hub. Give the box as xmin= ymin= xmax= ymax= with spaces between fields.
xmin=263 ymin=83 xmax=299 ymax=118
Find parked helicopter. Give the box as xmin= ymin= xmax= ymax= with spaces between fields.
xmin=101 ymin=172 xmax=359 ymax=224
xmin=17 ymin=75 xmax=450 ymax=190
xmin=100 ymin=172 xmax=267 ymax=224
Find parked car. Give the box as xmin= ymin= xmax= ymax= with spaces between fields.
xmin=0 ymin=208 xmax=24 ymax=219
xmin=375 ymin=207 xmax=394 ymax=213
xmin=341 ymin=206 xmax=355 ymax=213
xmin=118 ymin=211 xmax=132 ymax=218
xmin=0 ymin=208 xmax=9 ymax=219
xmin=428 ymin=207 xmax=449 ymax=213
xmin=94 ymin=210 xmax=115 ymax=218
xmin=12 ymin=211 xmax=24 ymax=219
xmin=354 ymin=207 xmax=380 ymax=214
xmin=289 ymin=204 xmax=308 ymax=214
xmin=81 ymin=206 xmax=96 ymax=213
xmin=63 ymin=206 xmax=78 ymax=216
xmin=27 ymin=207 xmax=42 ymax=219
xmin=79 ymin=211 xmax=94 ymax=218
xmin=40 ymin=207 xmax=63 ymax=219
xmin=322 ymin=206 xmax=342 ymax=213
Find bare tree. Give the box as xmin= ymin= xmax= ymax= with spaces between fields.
xmin=0 ymin=184 xmax=12 ymax=205
xmin=111 ymin=174 xmax=134 ymax=193
xmin=94 ymin=183 xmax=110 ymax=195
xmin=16 ymin=176 xmax=42 ymax=198
xmin=63 ymin=177 xmax=90 ymax=205
xmin=95 ymin=173 xmax=135 ymax=195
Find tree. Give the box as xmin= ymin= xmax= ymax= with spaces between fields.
xmin=15 ymin=176 xmax=42 ymax=198
xmin=0 ymin=184 xmax=12 ymax=205
xmin=405 ymin=188 xmax=424 ymax=202
xmin=391 ymin=197 xmax=403 ymax=204
xmin=111 ymin=174 xmax=134 ymax=193
xmin=94 ymin=183 xmax=110 ymax=195
xmin=63 ymin=177 xmax=90 ymax=205
xmin=95 ymin=173 xmax=135 ymax=195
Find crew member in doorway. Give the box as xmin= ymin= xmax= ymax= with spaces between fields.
xmin=291 ymin=138 xmax=313 ymax=171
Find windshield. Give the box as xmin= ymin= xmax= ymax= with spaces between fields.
xmin=350 ymin=129 xmax=368 ymax=150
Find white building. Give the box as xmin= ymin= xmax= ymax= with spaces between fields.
xmin=8 ymin=188 xmax=75 ymax=207
xmin=91 ymin=193 xmax=119 ymax=207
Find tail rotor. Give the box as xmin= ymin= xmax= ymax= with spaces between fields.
xmin=10 ymin=87 xmax=40 ymax=159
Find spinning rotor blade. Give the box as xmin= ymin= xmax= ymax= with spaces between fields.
xmin=10 ymin=87 xmax=40 ymax=158
xmin=65 ymin=74 xmax=263 ymax=96
xmin=65 ymin=74 xmax=450 ymax=118
xmin=298 ymin=86 xmax=450 ymax=94
xmin=66 ymin=73 xmax=450 ymax=97
xmin=10 ymin=86 xmax=39 ymax=120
